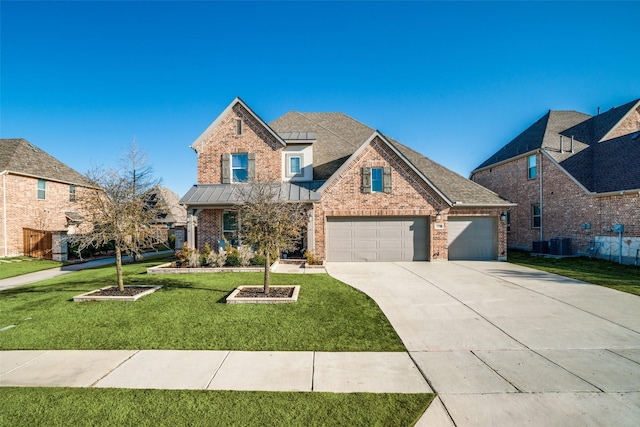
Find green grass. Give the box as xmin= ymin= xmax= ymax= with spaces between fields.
xmin=508 ymin=249 xmax=640 ymax=296
xmin=1 ymin=388 xmax=434 ymax=427
xmin=0 ymin=257 xmax=63 ymax=279
xmin=0 ymin=256 xmax=405 ymax=351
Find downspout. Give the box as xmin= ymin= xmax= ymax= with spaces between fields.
xmin=2 ymin=171 xmax=7 ymax=257
xmin=539 ymin=151 xmax=543 ymax=242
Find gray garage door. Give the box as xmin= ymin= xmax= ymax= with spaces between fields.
xmin=448 ymin=217 xmax=497 ymax=260
xmin=327 ymin=217 xmax=428 ymax=262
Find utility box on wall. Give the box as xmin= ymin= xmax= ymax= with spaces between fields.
xmin=613 ymin=224 xmax=624 ymax=233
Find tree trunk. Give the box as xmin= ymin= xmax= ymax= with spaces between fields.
xmin=263 ymin=251 xmax=270 ymax=294
xmin=115 ymin=245 xmax=124 ymax=292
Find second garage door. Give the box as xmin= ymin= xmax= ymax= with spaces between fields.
xmin=326 ymin=217 xmax=428 ymax=262
xmin=448 ymin=217 xmax=497 ymax=260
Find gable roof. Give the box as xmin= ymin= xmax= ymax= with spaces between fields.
xmin=0 ymin=138 xmax=93 ymax=186
xmin=191 ymin=97 xmax=286 ymax=151
xmin=473 ymin=98 xmax=640 ymax=193
xmin=270 ymin=111 xmax=511 ymax=207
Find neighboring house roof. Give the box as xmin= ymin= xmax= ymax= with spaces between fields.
xmin=181 ymin=181 xmax=323 ymax=207
xmin=0 ymin=138 xmax=92 ymax=186
xmin=270 ymin=112 xmax=510 ymax=206
xmin=473 ymin=98 xmax=640 ymax=194
xmin=147 ymin=186 xmax=188 ymax=225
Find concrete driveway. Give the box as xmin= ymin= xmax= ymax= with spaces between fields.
xmin=326 ymin=261 xmax=640 ymax=427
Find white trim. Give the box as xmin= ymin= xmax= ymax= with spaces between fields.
xmin=471 ymin=149 xmax=539 ymax=176
xmin=190 ymin=97 xmax=286 ymax=151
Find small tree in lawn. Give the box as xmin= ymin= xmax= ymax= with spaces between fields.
xmin=235 ymin=183 xmax=309 ymax=293
xmin=69 ymin=142 xmax=166 ymax=292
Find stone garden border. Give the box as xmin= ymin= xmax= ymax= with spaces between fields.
xmin=73 ymin=285 xmax=162 ymax=302
xmin=226 ymin=285 xmax=300 ymax=304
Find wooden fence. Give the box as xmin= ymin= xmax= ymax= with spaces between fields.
xmin=23 ymin=228 xmax=53 ymax=259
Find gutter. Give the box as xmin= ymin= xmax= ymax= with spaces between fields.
xmin=2 ymin=170 xmax=7 ymax=257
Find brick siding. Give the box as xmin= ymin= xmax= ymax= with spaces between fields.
xmin=1 ymin=174 xmax=90 ymax=257
xmin=472 ymin=152 xmax=640 ymax=254
xmin=196 ymin=104 xmax=282 ymax=184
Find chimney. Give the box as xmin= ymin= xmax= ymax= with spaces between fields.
xmin=597 ymin=107 xmax=600 ymax=115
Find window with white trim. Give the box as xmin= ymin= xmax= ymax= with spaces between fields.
xmin=232 ymin=153 xmax=249 ymax=183
xmin=37 ymin=179 xmax=46 ymax=200
xmin=69 ymin=185 xmax=76 ymax=202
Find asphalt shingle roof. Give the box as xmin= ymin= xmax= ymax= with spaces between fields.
xmin=270 ymin=112 xmax=509 ymax=206
xmin=0 ymin=138 xmax=92 ymax=186
xmin=473 ymin=99 xmax=640 ymax=193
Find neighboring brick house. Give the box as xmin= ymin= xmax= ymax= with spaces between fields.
xmin=471 ymin=98 xmax=640 ymax=264
xmin=180 ymin=98 xmax=513 ymax=262
xmin=0 ymin=138 xmax=94 ymax=258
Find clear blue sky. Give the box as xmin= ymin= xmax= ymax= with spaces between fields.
xmin=2 ymin=1 xmax=639 ymax=196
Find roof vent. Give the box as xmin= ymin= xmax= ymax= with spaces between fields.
xmin=632 ymin=132 xmax=639 ymax=140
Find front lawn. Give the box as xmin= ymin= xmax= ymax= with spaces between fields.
xmin=0 ymin=257 xmax=63 ymax=280
xmin=0 ymin=256 xmax=405 ymax=351
xmin=1 ymin=388 xmax=433 ymax=427
xmin=508 ymin=250 xmax=640 ymax=296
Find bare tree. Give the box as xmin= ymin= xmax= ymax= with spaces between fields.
xmin=68 ymin=142 xmax=166 ymax=291
xmin=235 ymin=183 xmax=309 ymax=293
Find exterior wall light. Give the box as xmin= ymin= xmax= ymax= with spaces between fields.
xmin=500 ymin=212 xmax=507 ymax=221
xmin=435 ymin=213 xmax=442 ymax=221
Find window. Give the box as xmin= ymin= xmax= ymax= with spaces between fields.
xmin=222 ymin=211 xmax=238 ymax=246
xmin=285 ymin=154 xmax=303 ymax=177
xmin=69 ymin=185 xmax=76 ymax=202
xmin=232 ymin=153 xmax=248 ymax=182
xmin=289 ymin=156 xmax=301 ymax=175
xmin=235 ymin=119 xmax=242 ymax=136
xmin=371 ymin=167 xmax=383 ymax=192
xmin=532 ymin=204 xmax=541 ymax=228
xmin=37 ymin=179 xmax=46 ymax=200
xmin=528 ymin=155 xmax=537 ymax=179
xmin=362 ymin=166 xmax=392 ymax=193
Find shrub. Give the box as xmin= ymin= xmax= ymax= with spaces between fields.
xmin=207 ymin=249 xmax=227 ymax=267
xmin=237 ymin=245 xmax=254 ymax=267
xmin=305 ymin=250 xmax=323 ymax=265
xmin=200 ymin=242 xmax=212 ymax=266
xmin=251 ymin=254 xmax=266 ymax=266
xmin=225 ymin=250 xmax=241 ymax=267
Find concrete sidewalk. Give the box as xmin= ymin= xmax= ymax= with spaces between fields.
xmin=0 ymin=350 xmax=431 ymax=394
xmin=0 ymin=250 xmax=174 ymax=291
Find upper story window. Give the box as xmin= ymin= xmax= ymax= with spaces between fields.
xmin=285 ymin=154 xmax=303 ymax=178
xmin=232 ymin=153 xmax=249 ymax=182
xmin=362 ymin=166 xmax=392 ymax=193
xmin=532 ymin=204 xmax=541 ymax=228
xmin=37 ymin=179 xmax=46 ymax=200
xmin=371 ymin=167 xmax=383 ymax=192
xmin=528 ymin=154 xmax=537 ymax=179
xmin=235 ymin=119 xmax=242 ymax=136
xmin=69 ymin=185 xmax=76 ymax=202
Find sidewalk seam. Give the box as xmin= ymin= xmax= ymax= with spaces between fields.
xmin=90 ymin=350 xmax=140 ymax=387
xmin=205 ymin=350 xmax=230 ymax=389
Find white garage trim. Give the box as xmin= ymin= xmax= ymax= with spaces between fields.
xmin=326 ymin=217 xmax=429 ymax=262
xmin=448 ymin=217 xmax=497 ymax=260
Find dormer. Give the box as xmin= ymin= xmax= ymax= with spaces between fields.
xmin=279 ymin=131 xmax=315 ymax=182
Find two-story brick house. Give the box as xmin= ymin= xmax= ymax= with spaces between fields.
xmin=1 ymin=138 xmax=95 ymax=258
xmin=180 ymin=98 xmax=513 ymax=262
xmin=471 ymin=98 xmax=640 ymax=264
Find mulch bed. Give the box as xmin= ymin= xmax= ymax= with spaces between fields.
xmin=236 ymin=286 xmax=295 ymax=298
xmin=85 ymin=286 xmax=152 ymax=297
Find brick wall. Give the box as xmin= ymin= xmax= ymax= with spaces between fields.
xmin=317 ymin=136 xmax=450 ymax=261
xmin=473 ymin=152 xmax=640 ymax=254
xmin=1 ymin=174 xmax=89 ymax=257
xmin=196 ymin=104 xmax=283 ymax=184
xmin=196 ymin=209 xmax=222 ymax=251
